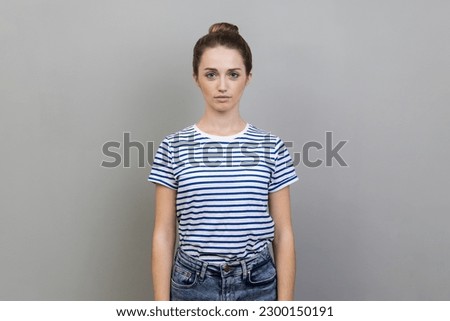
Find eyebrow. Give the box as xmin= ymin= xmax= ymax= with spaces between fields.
xmin=203 ymin=68 xmax=242 ymax=71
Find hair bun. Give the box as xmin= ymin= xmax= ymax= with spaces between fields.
xmin=208 ymin=22 xmax=239 ymax=34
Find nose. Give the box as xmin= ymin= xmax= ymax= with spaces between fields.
xmin=218 ymin=76 xmax=227 ymax=93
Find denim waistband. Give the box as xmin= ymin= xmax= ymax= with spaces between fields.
xmin=174 ymin=246 xmax=273 ymax=280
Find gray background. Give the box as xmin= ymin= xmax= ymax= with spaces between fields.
xmin=1 ymin=0 xmax=449 ymax=300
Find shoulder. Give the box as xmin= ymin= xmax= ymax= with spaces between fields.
xmin=162 ymin=125 xmax=197 ymax=144
xmin=246 ymin=124 xmax=283 ymax=145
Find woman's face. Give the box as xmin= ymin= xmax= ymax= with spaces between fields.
xmin=195 ymin=46 xmax=251 ymax=114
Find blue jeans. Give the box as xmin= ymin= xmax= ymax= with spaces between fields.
xmin=170 ymin=246 xmax=277 ymax=301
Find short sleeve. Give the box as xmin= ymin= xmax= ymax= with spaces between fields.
xmin=268 ymin=138 xmax=298 ymax=193
xmin=147 ymin=138 xmax=178 ymax=190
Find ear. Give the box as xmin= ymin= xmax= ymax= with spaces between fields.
xmin=193 ymin=73 xmax=200 ymax=87
xmin=246 ymin=72 xmax=252 ymax=85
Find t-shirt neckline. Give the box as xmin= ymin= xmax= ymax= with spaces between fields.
xmin=193 ymin=123 xmax=250 ymax=142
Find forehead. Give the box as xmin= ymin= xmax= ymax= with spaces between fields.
xmin=199 ymin=46 xmax=245 ymax=69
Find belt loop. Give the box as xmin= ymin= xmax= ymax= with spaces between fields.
xmin=240 ymin=260 xmax=248 ymax=281
xmin=199 ymin=261 xmax=208 ymax=281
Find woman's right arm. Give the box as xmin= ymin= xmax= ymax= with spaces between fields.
xmin=151 ymin=184 xmax=177 ymax=300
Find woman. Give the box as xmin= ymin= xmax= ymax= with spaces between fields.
xmin=148 ymin=22 xmax=298 ymax=301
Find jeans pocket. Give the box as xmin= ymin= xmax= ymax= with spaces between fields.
xmin=247 ymin=259 xmax=277 ymax=286
xmin=171 ymin=263 xmax=198 ymax=289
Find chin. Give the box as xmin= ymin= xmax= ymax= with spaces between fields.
xmin=210 ymin=104 xmax=236 ymax=113
xmin=216 ymin=108 xmax=234 ymax=114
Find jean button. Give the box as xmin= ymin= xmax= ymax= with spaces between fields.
xmin=223 ymin=264 xmax=231 ymax=272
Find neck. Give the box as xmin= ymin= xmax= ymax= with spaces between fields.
xmin=196 ymin=109 xmax=246 ymax=136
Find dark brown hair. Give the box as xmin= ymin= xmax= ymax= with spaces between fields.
xmin=193 ymin=22 xmax=252 ymax=77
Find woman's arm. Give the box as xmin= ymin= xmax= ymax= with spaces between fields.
xmin=152 ymin=184 xmax=177 ymax=300
xmin=269 ymin=186 xmax=296 ymax=301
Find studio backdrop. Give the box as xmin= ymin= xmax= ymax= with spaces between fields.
xmin=1 ymin=0 xmax=449 ymax=300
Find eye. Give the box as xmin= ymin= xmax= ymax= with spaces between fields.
xmin=229 ymin=72 xmax=240 ymax=79
xmin=205 ymin=72 xmax=216 ymax=79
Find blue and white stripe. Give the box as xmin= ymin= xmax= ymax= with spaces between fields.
xmin=148 ymin=124 xmax=298 ymax=264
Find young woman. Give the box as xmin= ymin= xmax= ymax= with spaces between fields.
xmin=148 ymin=22 xmax=298 ymax=301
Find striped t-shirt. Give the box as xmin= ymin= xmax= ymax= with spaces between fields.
xmin=148 ymin=123 xmax=298 ymax=264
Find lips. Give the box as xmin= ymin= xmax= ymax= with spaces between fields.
xmin=214 ymin=96 xmax=231 ymax=99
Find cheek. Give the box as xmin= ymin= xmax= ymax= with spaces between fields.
xmin=205 ymin=87 xmax=214 ymax=98
xmin=198 ymin=84 xmax=212 ymax=97
xmin=235 ymin=83 xmax=247 ymax=95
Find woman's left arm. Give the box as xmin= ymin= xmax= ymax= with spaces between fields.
xmin=269 ymin=186 xmax=296 ymax=301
